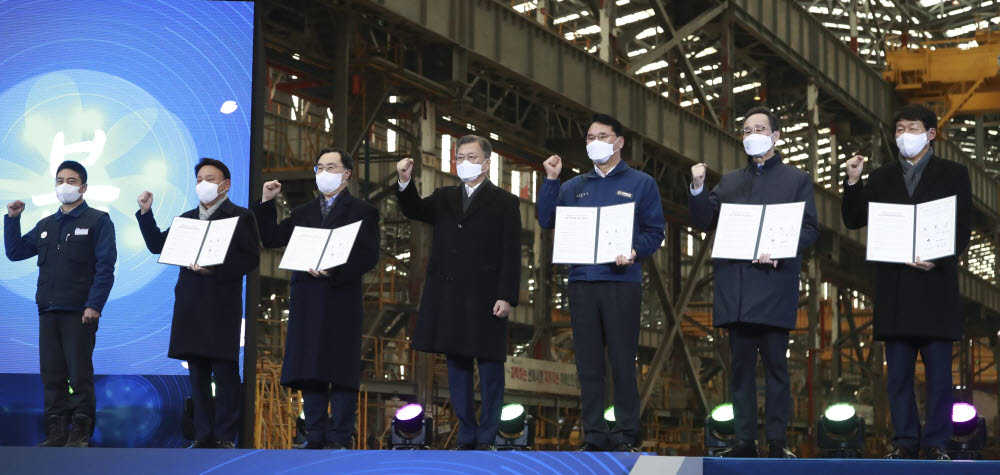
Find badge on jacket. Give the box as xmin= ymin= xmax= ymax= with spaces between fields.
xmin=74 ymin=228 xmax=89 ymax=235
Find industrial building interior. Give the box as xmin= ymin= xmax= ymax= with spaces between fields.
xmin=249 ymin=0 xmax=1000 ymax=457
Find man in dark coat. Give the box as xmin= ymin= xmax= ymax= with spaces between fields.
xmin=253 ymin=147 xmax=379 ymax=450
xmin=135 ymin=158 xmax=260 ymax=448
xmin=5 ymin=160 xmax=117 ymax=448
xmin=841 ymin=104 xmax=971 ymax=461
xmin=688 ymin=106 xmax=819 ymax=458
xmin=395 ymin=134 xmax=521 ymax=450
xmin=537 ymin=114 xmax=666 ymax=452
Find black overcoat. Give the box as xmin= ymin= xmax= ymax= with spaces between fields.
xmin=253 ymin=190 xmax=380 ymax=389
xmin=397 ymin=180 xmax=521 ymax=362
xmin=136 ymin=199 xmax=260 ymax=362
xmin=841 ymin=154 xmax=972 ymax=341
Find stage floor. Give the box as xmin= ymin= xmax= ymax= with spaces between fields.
xmin=2 ymin=447 xmax=998 ymax=475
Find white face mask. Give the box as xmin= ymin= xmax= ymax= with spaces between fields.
xmin=55 ymin=183 xmax=82 ymax=204
xmin=196 ymin=180 xmax=223 ymax=204
xmin=896 ymin=132 xmax=929 ymax=158
xmin=586 ymin=136 xmax=620 ymax=164
xmin=743 ymin=132 xmax=775 ymax=157
xmin=315 ymin=170 xmax=345 ymax=194
xmin=456 ymin=159 xmax=486 ymax=183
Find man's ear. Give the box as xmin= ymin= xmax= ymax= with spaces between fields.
xmin=772 ymin=131 xmax=781 ymax=143
xmin=220 ymin=179 xmax=232 ymax=194
xmin=927 ymin=128 xmax=936 ymax=141
xmin=79 ymin=183 xmax=88 ymax=194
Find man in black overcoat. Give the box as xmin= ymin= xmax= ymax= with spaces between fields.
xmin=136 ymin=158 xmax=260 ymax=448
xmin=688 ymin=107 xmax=819 ymax=458
xmin=253 ymin=147 xmax=379 ymax=449
xmin=841 ymin=104 xmax=972 ymax=461
xmin=395 ymin=134 xmax=521 ymax=450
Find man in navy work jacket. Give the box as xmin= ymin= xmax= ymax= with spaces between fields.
xmin=689 ymin=106 xmax=819 ymax=458
xmin=841 ymin=104 xmax=971 ymax=461
xmin=135 ymin=158 xmax=260 ymax=449
xmin=537 ymin=113 xmax=666 ymax=452
xmin=5 ymin=160 xmax=117 ymax=448
xmin=254 ymin=147 xmax=379 ymax=450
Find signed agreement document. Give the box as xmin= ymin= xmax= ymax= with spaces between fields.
xmin=867 ymin=195 xmax=955 ymax=263
xmin=278 ymin=221 xmax=363 ymax=272
xmin=711 ymin=202 xmax=806 ymax=260
xmin=552 ymin=203 xmax=635 ymax=265
xmin=158 ymin=216 xmax=239 ymax=267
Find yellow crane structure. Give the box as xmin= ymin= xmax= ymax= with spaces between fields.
xmin=883 ymin=29 xmax=1000 ymax=135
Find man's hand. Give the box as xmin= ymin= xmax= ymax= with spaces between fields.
xmin=82 ymin=308 xmax=100 ymax=324
xmin=308 ymin=268 xmax=329 ymax=278
xmin=397 ymin=158 xmax=414 ymax=183
xmin=188 ymin=264 xmax=214 ymax=275
xmin=6 ymin=200 xmax=25 ymax=218
xmin=846 ymin=155 xmax=865 ymax=185
xmin=543 ymin=155 xmax=562 ymax=180
xmin=493 ymin=300 xmax=512 ymax=318
xmin=691 ymin=163 xmax=707 ymax=190
xmin=137 ymin=191 xmax=153 ymax=214
xmin=906 ymin=257 xmax=935 ymax=271
xmin=262 ymin=180 xmax=282 ymax=203
xmin=615 ymin=249 xmax=637 ymax=267
xmin=752 ymin=253 xmax=779 ymax=268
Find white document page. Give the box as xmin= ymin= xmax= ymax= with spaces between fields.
xmin=914 ymin=195 xmax=956 ymax=261
xmin=318 ymin=220 xmax=363 ymax=270
xmin=866 ymin=202 xmax=915 ymax=263
xmin=552 ymin=206 xmax=599 ymax=264
xmin=756 ymin=202 xmax=806 ymax=260
xmin=594 ymin=202 xmax=635 ymax=264
xmin=157 ymin=217 xmax=209 ymax=267
xmin=195 ymin=217 xmax=240 ymax=267
xmin=278 ymin=226 xmax=332 ymax=272
xmin=711 ymin=204 xmax=764 ymax=260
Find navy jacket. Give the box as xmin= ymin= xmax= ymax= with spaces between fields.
xmin=537 ymin=160 xmax=665 ymax=283
xmin=5 ymin=201 xmax=117 ymax=313
xmin=688 ymin=152 xmax=819 ymax=330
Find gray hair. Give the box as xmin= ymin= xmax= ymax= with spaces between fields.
xmin=455 ymin=134 xmax=493 ymax=158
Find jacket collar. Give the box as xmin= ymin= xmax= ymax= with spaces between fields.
xmin=745 ymin=150 xmax=783 ymax=172
xmin=584 ymin=159 xmax=630 ymax=179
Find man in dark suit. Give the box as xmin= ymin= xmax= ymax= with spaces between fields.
xmin=688 ymin=106 xmax=819 ymax=458
xmin=5 ymin=160 xmax=117 ymax=448
xmin=134 ymin=158 xmax=260 ymax=448
xmin=841 ymin=104 xmax=971 ymax=461
xmin=395 ymin=134 xmax=521 ymax=450
xmin=253 ymin=147 xmax=380 ymax=450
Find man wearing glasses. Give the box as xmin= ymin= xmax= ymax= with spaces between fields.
xmin=688 ymin=106 xmax=819 ymax=458
xmin=395 ymin=134 xmax=521 ymax=450
xmin=253 ymin=147 xmax=380 ymax=449
xmin=537 ymin=114 xmax=665 ymax=452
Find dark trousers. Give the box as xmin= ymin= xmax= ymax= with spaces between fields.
xmin=885 ymin=339 xmax=953 ymax=451
xmin=568 ymin=281 xmax=642 ymax=449
xmin=729 ymin=323 xmax=790 ymax=442
xmin=187 ymin=357 xmax=241 ymax=444
xmin=446 ymin=355 xmax=505 ymax=445
xmin=301 ymin=381 xmax=357 ymax=446
xmin=39 ymin=311 xmax=97 ymax=422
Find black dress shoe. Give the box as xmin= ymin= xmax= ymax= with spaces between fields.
xmin=451 ymin=442 xmax=475 ymax=451
xmin=767 ymin=444 xmax=796 ymax=458
xmin=717 ymin=440 xmax=758 ymax=458
xmin=575 ymin=442 xmax=604 ymax=452
xmin=38 ymin=415 xmax=69 ymax=447
xmin=187 ymin=441 xmax=215 ymax=449
xmin=884 ymin=446 xmax=915 ymax=459
xmin=613 ymin=442 xmax=640 ymax=452
xmin=294 ymin=441 xmax=326 ymax=450
xmin=324 ymin=442 xmax=347 ymax=450
xmin=924 ymin=447 xmax=950 ymax=460
xmin=475 ymin=444 xmax=496 ymax=451
xmin=215 ymin=441 xmax=236 ymax=449
xmin=64 ymin=415 xmax=92 ymax=448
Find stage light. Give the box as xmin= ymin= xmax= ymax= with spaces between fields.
xmin=390 ymin=403 xmax=432 ymax=449
xmin=817 ymin=402 xmax=864 ymax=458
xmin=495 ymin=403 xmax=535 ymax=450
xmin=604 ymin=406 xmax=616 ymax=431
xmin=948 ymin=402 xmax=986 ymax=460
xmin=704 ymin=402 xmax=736 ymax=456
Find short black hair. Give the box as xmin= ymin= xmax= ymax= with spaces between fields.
xmin=743 ymin=106 xmax=780 ymax=133
xmin=56 ymin=160 xmax=87 ymax=184
xmin=454 ymin=134 xmax=493 ymax=158
xmin=194 ymin=158 xmax=231 ymax=180
xmin=893 ymin=104 xmax=937 ymax=134
xmin=591 ymin=113 xmax=624 ymax=137
xmin=316 ymin=147 xmax=353 ymax=171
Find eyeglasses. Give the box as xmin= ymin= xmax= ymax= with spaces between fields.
xmin=586 ymin=133 xmax=616 ymax=142
xmin=456 ymin=154 xmax=482 ymax=162
xmin=314 ymin=164 xmax=343 ymax=173
xmin=739 ymin=125 xmax=770 ymax=136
